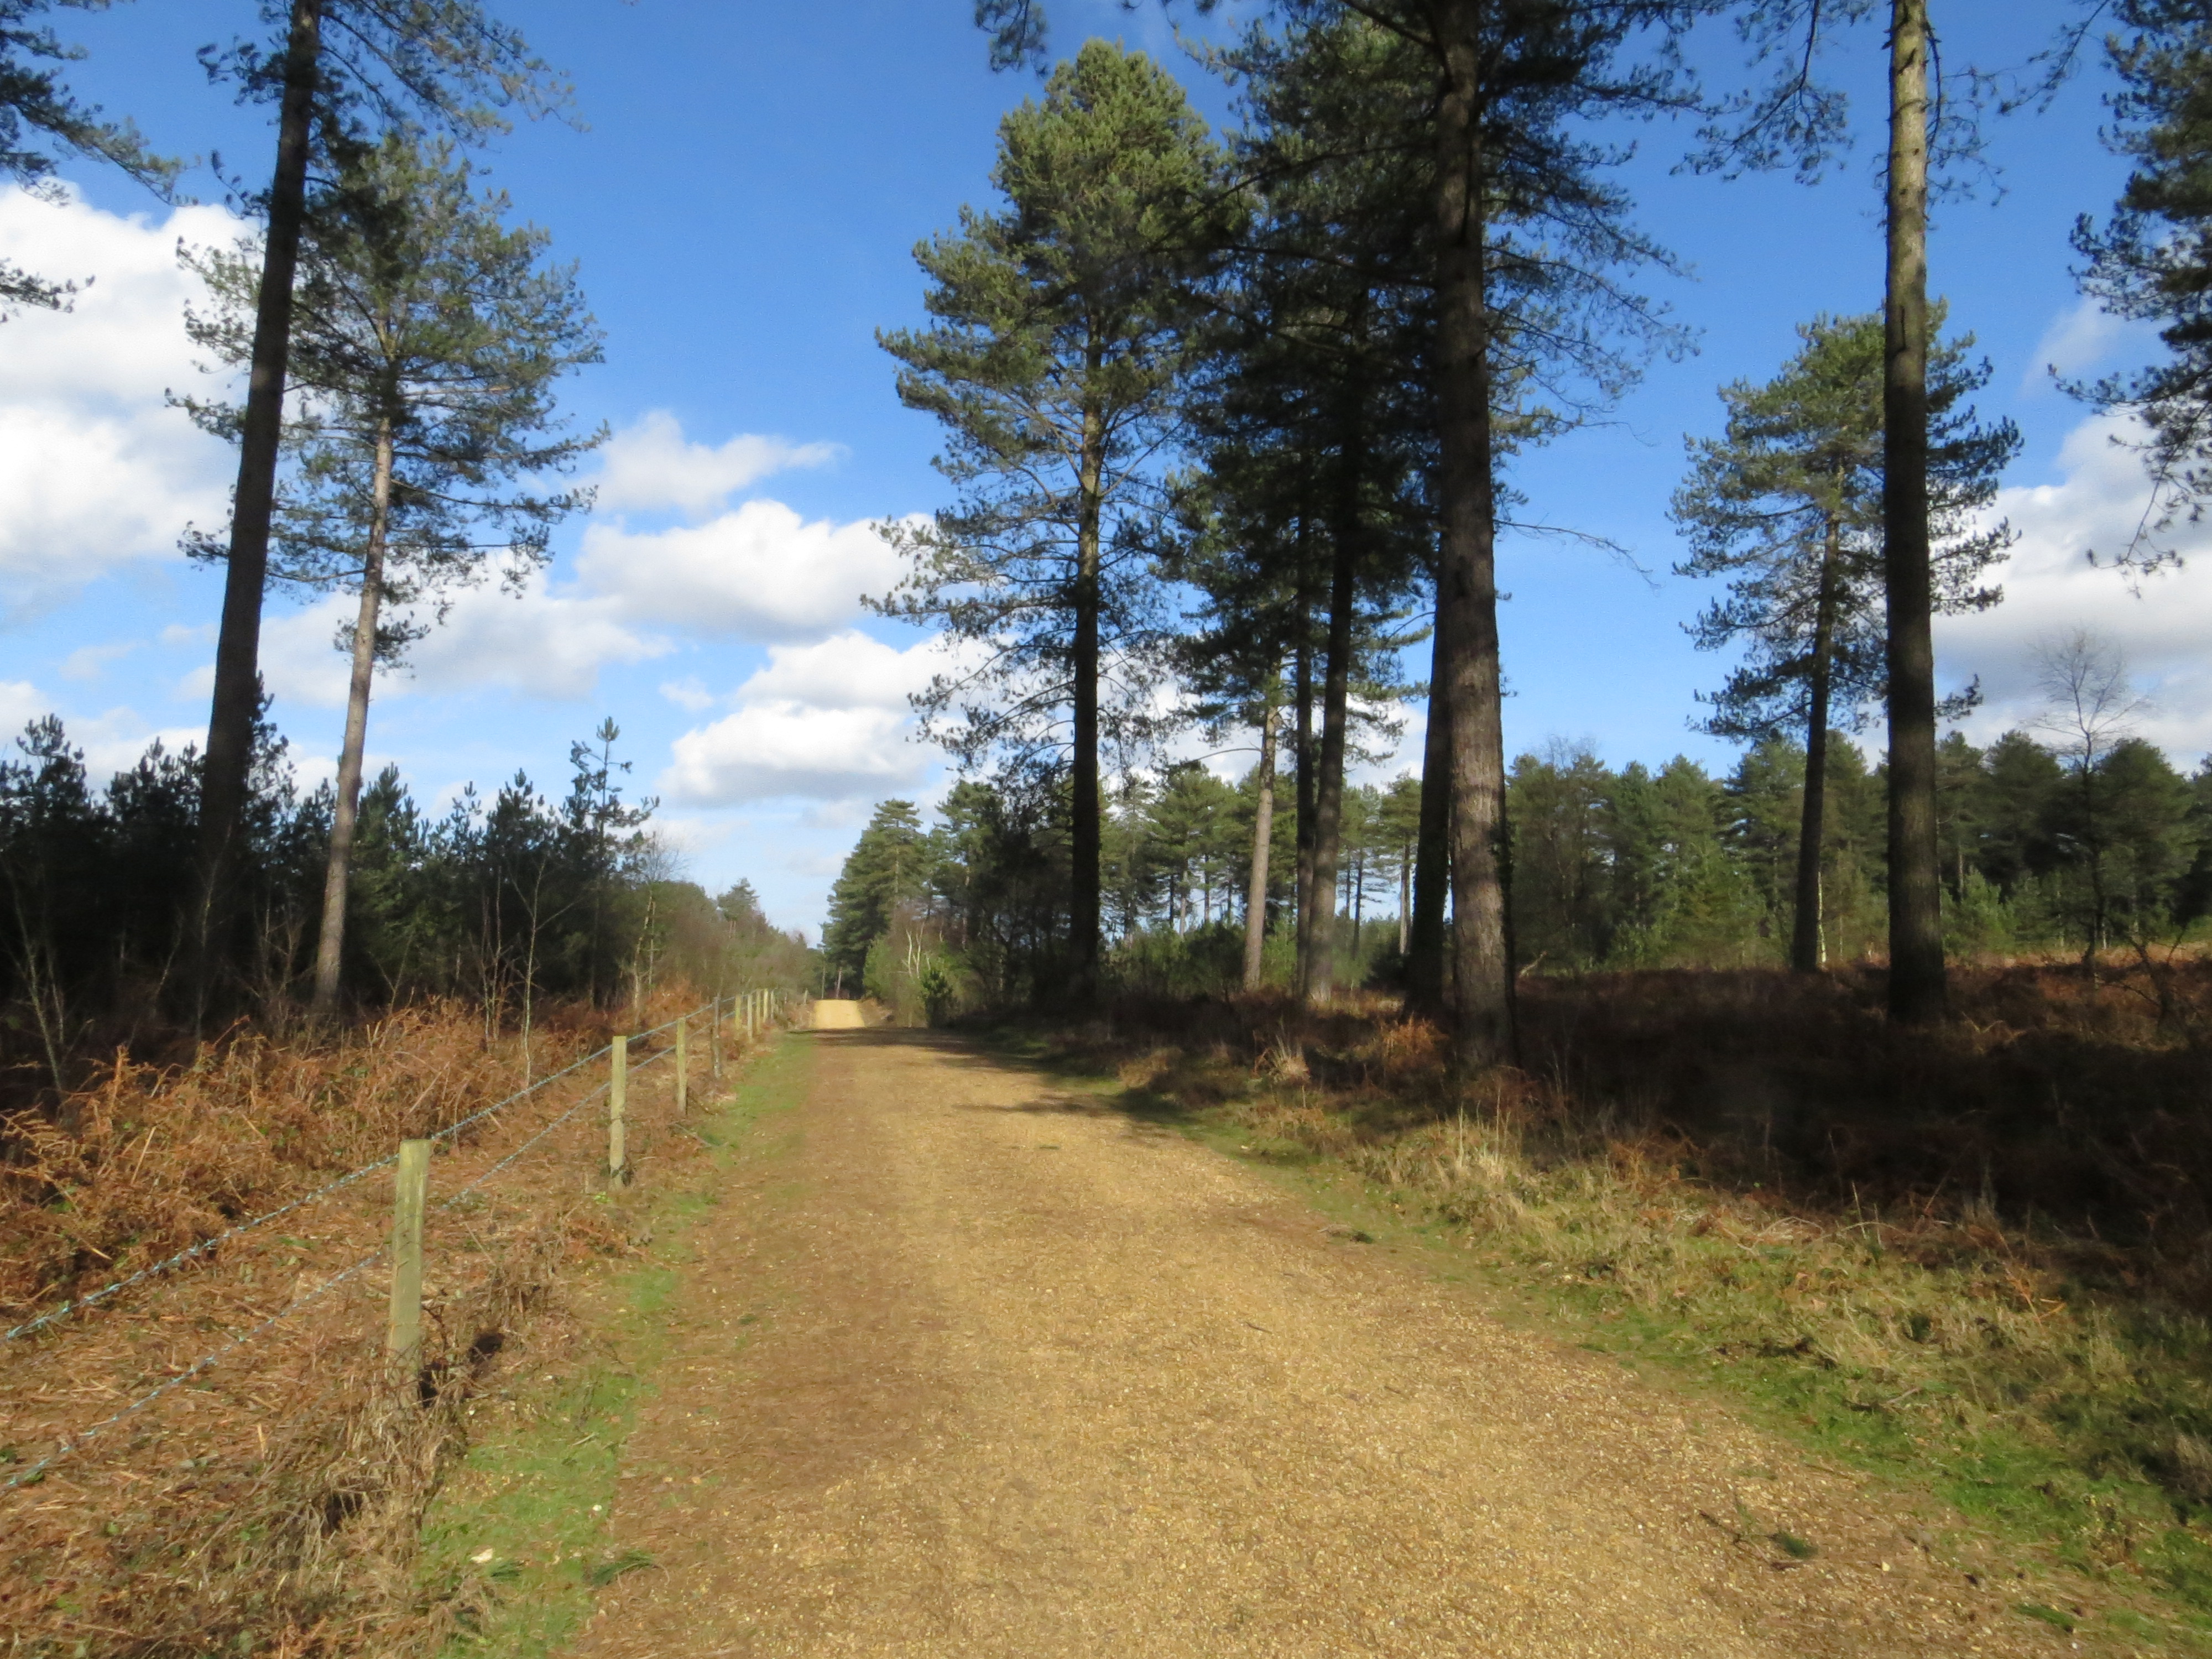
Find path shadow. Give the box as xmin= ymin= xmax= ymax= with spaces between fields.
xmin=797 ymin=1024 xmax=1197 ymax=1130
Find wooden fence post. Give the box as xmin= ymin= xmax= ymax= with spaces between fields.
xmin=609 ymin=1034 xmax=628 ymax=1182
xmin=711 ymin=996 xmax=722 ymax=1080
xmin=675 ymin=1013 xmax=689 ymax=1116
xmin=387 ymin=1138 xmax=430 ymax=1378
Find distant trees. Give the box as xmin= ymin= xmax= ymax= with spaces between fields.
xmin=874 ymin=41 xmax=1234 ymax=1004
xmin=821 ymin=800 xmax=932 ymax=994
xmin=182 ymin=133 xmax=602 ymax=1014
xmin=1673 ymin=309 xmax=2016 ymax=971
xmin=816 ymin=713 xmax=2212 ymax=1010
xmin=2073 ymin=0 xmax=2212 ymax=560
xmin=0 ymin=710 xmax=811 ymax=1096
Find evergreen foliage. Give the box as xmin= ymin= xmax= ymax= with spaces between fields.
xmin=0 ymin=713 xmax=806 ymax=1099
xmin=2073 ymin=0 xmax=2212 ymax=558
xmin=0 ymin=0 xmax=176 ymax=314
xmin=874 ymin=40 xmax=1235 ymax=1001
xmin=817 ymin=716 xmax=2212 ymax=1019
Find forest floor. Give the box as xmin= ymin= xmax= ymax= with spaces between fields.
xmin=435 ymin=1024 xmax=2133 ymax=1658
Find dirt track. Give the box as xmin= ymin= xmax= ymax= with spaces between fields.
xmin=565 ymin=1029 xmax=2075 ymax=1657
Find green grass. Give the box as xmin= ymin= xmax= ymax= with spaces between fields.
xmin=415 ymin=1035 xmax=812 ymax=1656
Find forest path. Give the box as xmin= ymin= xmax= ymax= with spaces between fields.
xmin=562 ymin=1029 xmax=2070 ymax=1658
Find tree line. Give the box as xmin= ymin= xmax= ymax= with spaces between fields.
xmin=0 ymin=709 xmax=813 ymax=1098
xmin=826 ymin=640 xmax=2210 ymax=1015
xmin=842 ymin=0 xmax=2212 ymax=1056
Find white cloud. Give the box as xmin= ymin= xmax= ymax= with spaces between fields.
xmin=0 ymin=186 xmax=242 ymax=622
xmin=60 ymin=640 xmax=140 ymax=681
xmin=577 ymin=499 xmax=905 ymax=642
xmin=0 ymin=679 xmax=47 ymax=737
xmin=664 ymin=702 xmax=928 ymax=806
xmin=658 ymin=630 xmax=957 ymax=806
xmin=733 ymin=628 xmax=946 ymax=711
xmin=659 ymin=675 xmax=714 ymax=712
xmin=594 ymin=409 xmax=838 ymax=519
xmin=2020 ymin=298 xmax=2156 ymax=392
xmin=1939 ymin=413 xmax=2212 ymax=760
xmin=254 ymin=568 xmax=671 ymax=708
xmin=0 ymin=680 xmax=199 ymax=777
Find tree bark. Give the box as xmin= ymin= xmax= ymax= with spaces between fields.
xmin=1307 ymin=523 xmax=1358 ymax=1003
xmin=1405 ymin=585 xmax=1452 ymax=1018
xmin=1242 ymin=693 xmax=1277 ymax=992
xmin=310 ymin=416 xmax=394 ymax=1014
xmin=1882 ymin=0 xmax=1946 ymax=1024
xmin=1068 ymin=397 xmax=1105 ymax=1002
xmin=1433 ymin=2 xmax=1514 ymax=1067
xmin=1397 ymin=840 xmax=1411 ymax=957
xmin=1292 ymin=587 xmax=1317 ymax=998
xmin=191 ymin=0 xmax=323 ymax=1017
xmin=1791 ymin=515 xmax=1843 ymax=973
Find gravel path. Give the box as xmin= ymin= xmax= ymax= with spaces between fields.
xmin=566 ymin=1029 xmax=2075 ymax=1657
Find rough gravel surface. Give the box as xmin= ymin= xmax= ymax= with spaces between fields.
xmin=565 ymin=1029 xmax=2083 ymax=1657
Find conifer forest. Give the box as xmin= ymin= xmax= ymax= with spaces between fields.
xmin=14 ymin=2 xmax=2212 ymax=1655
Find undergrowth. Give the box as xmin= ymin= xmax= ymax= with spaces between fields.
xmin=0 ymin=990 xmax=769 ymax=1657
xmin=1045 ymin=959 xmax=2212 ymax=1647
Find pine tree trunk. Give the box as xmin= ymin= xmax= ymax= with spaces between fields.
xmin=191 ymin=0 xmax=323 ymax=1018
xmin=1406 ymin=587 xmax=1452 ymax=1017
xmin=1397 ymin=844 xmax=1410 ymax=957
xmin=1308 ymin=525 xmax=1358 ymax=1004
xmin=1069 ymin=400 xmax=1105 ymax=1003
xmin=1433 ymin=3 xmax=1514 ymax=1067
xmin=1243 ymin=696 xmax=1277 ymax=992
xmin=1792 ymin=517 xmax=1843 ymax=973
xmin=1882 ymin=0 xmax=1946 ymax=1024
xmin=1292 ymin=598 xmax=1317 ymax=998
xmin=310 ymin=417 xmax=394 ymax=1014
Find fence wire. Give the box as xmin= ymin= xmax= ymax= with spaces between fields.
xmin=1 ymin=1004 xmax=729 ymax=1347
xmin=2 ymin=1000 xmax=763 ymax=1496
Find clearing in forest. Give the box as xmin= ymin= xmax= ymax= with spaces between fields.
xmin=519 ymin=1027 xmax=2090 ymax=1657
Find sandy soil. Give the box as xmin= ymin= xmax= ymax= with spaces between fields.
xmin=810 ymin=1000 xmax=868 ymax=1031
xmin=564 ymin=1029 xmax=2083 ymax=1658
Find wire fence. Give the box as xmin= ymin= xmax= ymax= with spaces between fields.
xmin=3 ymin=1002 xmax=712 ymax=1347
xmin=1 ymin=990 xmax=804 ymax=1496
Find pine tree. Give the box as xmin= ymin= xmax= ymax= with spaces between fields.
xmin=1672 ymin=309 xmax=2016 ymax=971
xmin=1 ymin=0 xmax=176 ymax=313
xmin=823 ymin=801 xmax=934 ymax=990
xmin=1703 ymin=0 xmax=2054 ymax=1016
xmin=190 ymin=0 xmax=565 ymax=1020
xmin=875 ymin=41 xmax=1234 ymax=1003
xmin=2072 ymin=0 xmax=2212 ymax=559
xmin=980 ymin=1 xmax=1692 ymax=1062
xmin=183 ymin=133 xmax=601 ymax=1013
xmin=1212 ymin=12 xmax=1435 ymax=1004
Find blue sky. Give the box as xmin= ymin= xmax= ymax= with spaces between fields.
xmin=3 ymin=0 xmax=2204 ymax=935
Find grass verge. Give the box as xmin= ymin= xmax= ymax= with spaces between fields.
xmin=412 ymin=1034 xmax=811 ymax=1657
xmin=983 ymin=1011 xmax=2212 ymax=1657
